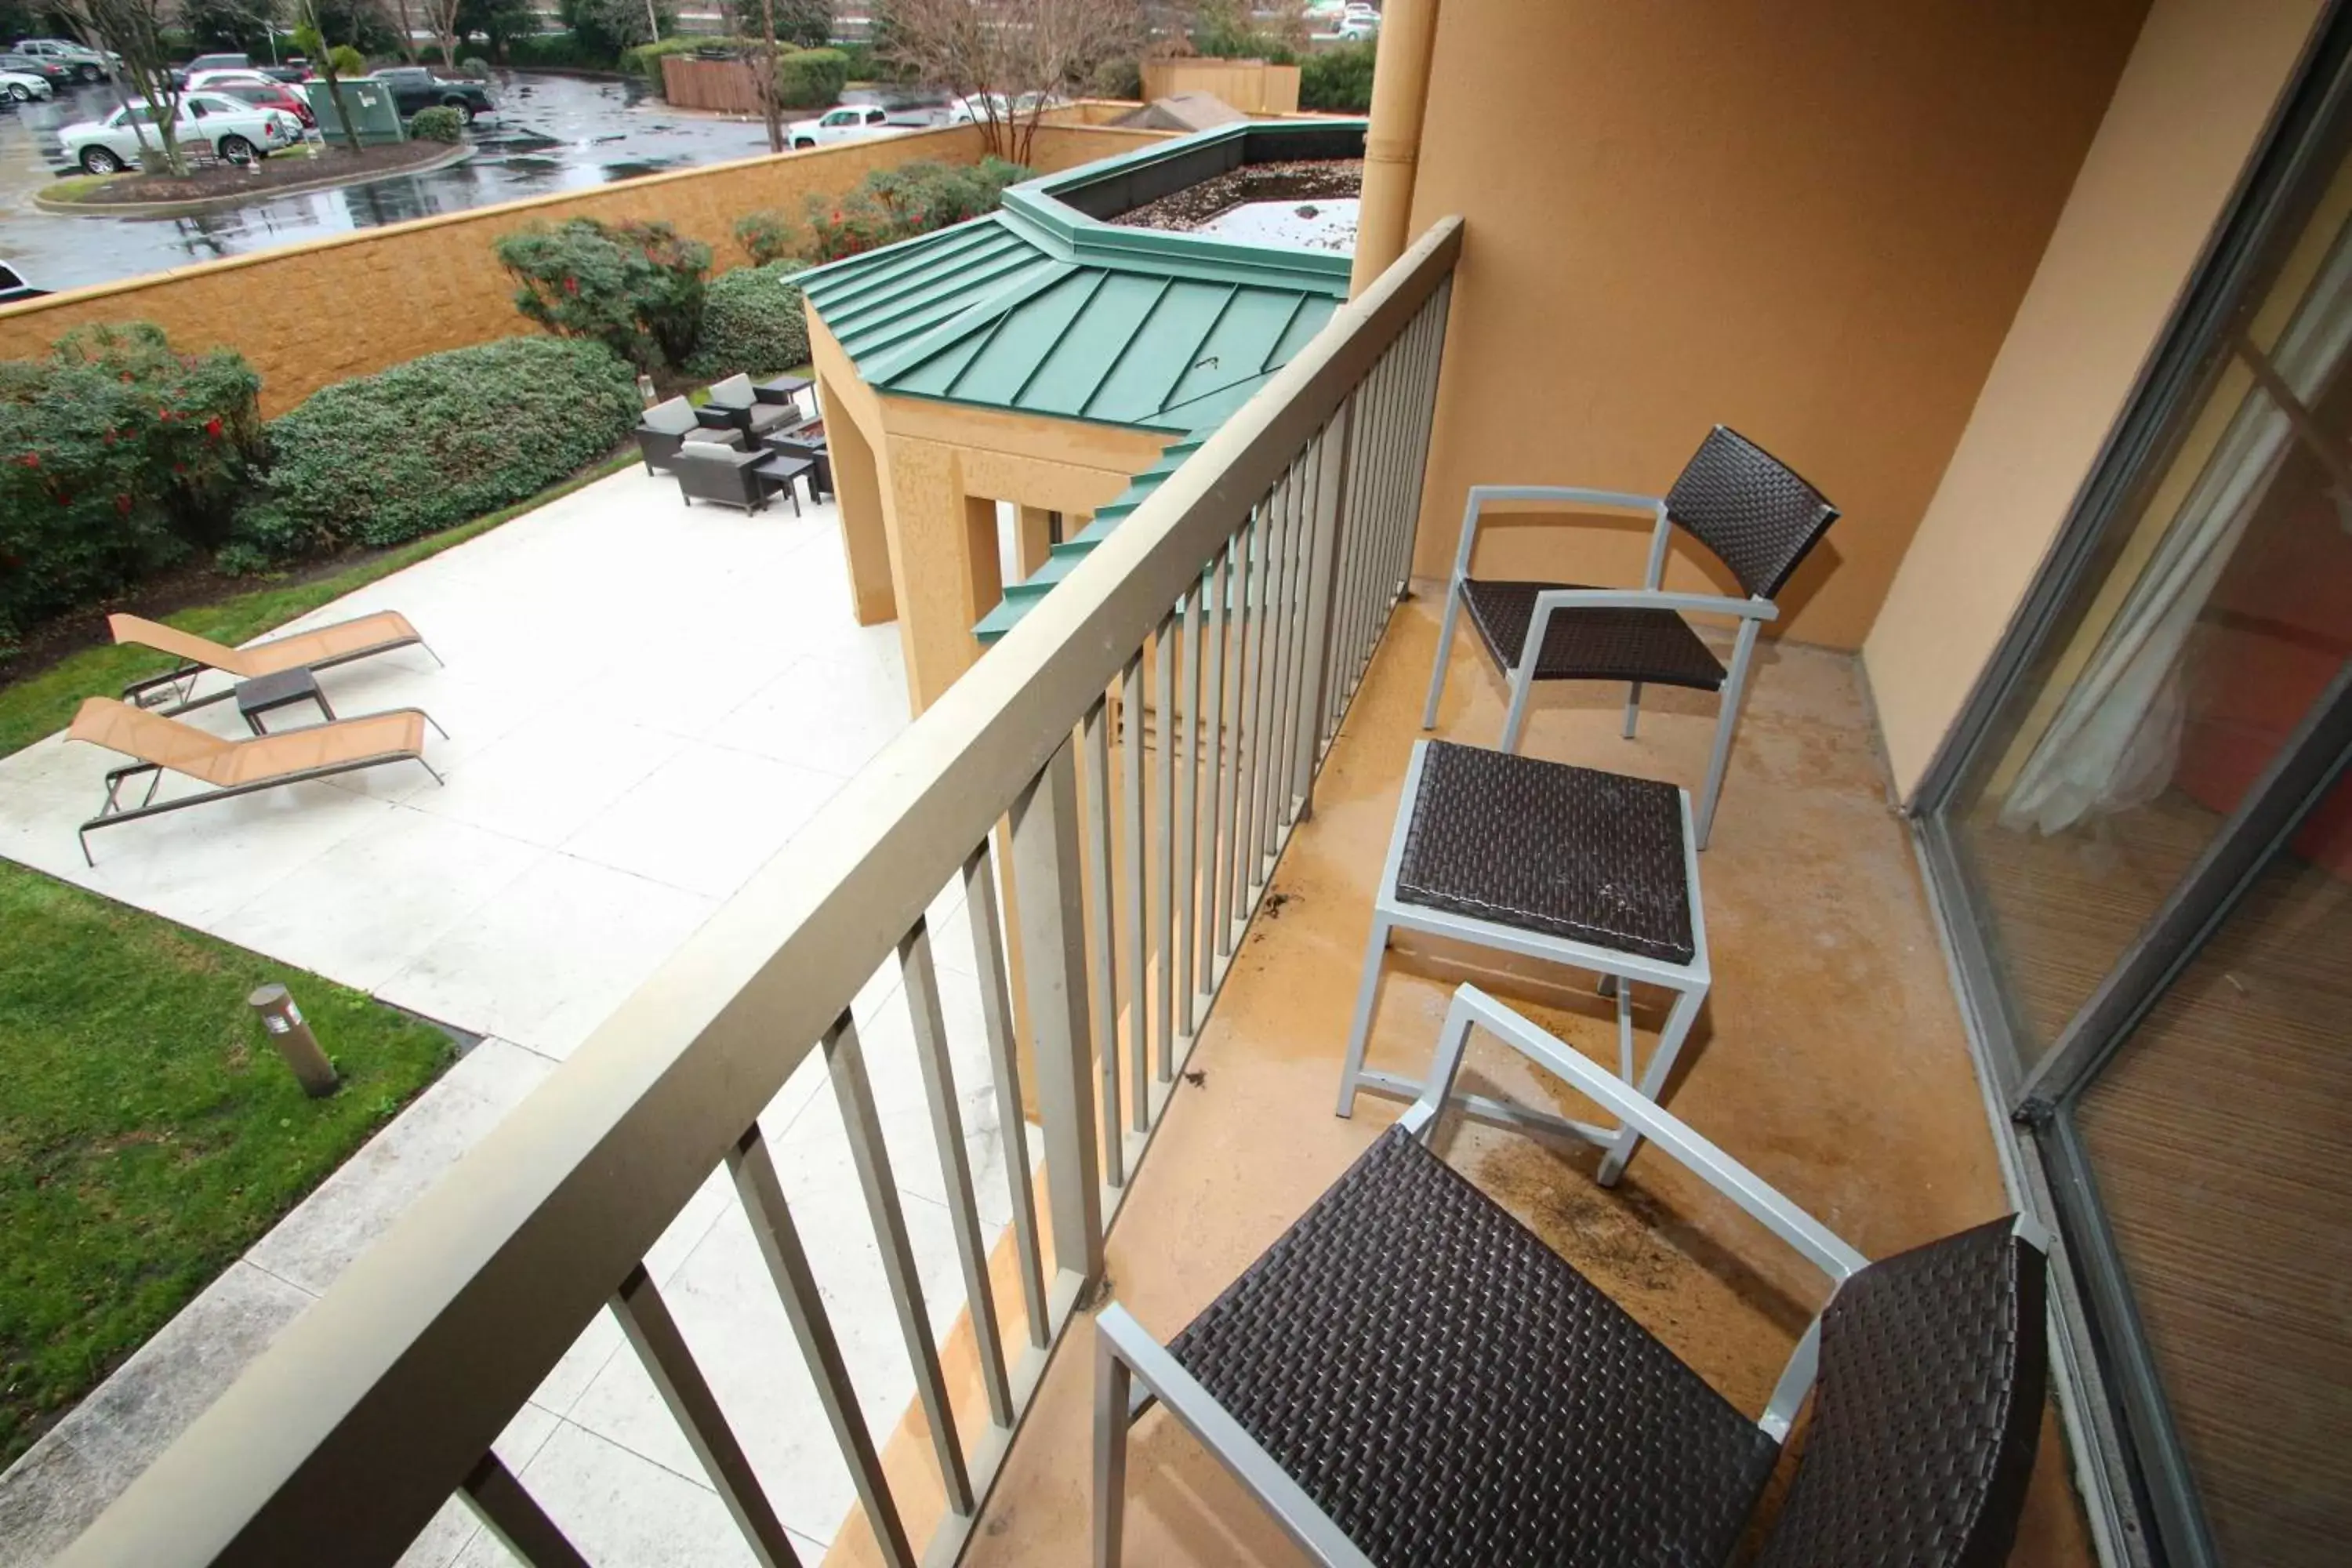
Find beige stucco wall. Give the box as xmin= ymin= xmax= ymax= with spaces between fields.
xmin=1863 ymin=0 xmax=2324 ymax=799
xmin=1403 ymin=0 xmax=2152 ymax=650
xmin=0 ymin=127 xmax=990 ymax=414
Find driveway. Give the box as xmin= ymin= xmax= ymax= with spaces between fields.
xmin=0 ymin=466 xmax=1025 ymax=1566
xmin=0 ymin=72 xmax=788 ymax=293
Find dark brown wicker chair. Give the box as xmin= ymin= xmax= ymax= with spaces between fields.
xmin=695 ymin=372 xmax=799 ymax=440
xmin=670 ymin=445 xmax=801 ymax=514
xmin=1421 ymin=426 xmax=1841 ymax=848
xmin=1095 ymin=985 xmax=2048 ymax=1568
xmin=635 ymin=397 xmax=743 ymax=474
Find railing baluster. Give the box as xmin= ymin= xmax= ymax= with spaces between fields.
xmin=1295 ymin=406 xmax=1350 ymax=809
xmin=1197 ymin=548 xmax=1229 ymax=994
xmin=1009 ymin=733 xmax=1105 ymax=1286
xmin=461 ymin=1453 xmax=590 ymax=1568
xmin=1079 ymin=698 xmax=1123 ymax=1183
xmin=1232 ymin=496 xmax=1272 ymax=928
xmin=822 ymin=1011 xmax=975 ymax=1517
xmin=1269 ymin=448 xmax=1312 ymax=843
xmin=1251 ymin=460 xmax=1298 ymax=866
xmin=1151 ymin=611 xmax=1176 ymax=1081
xmin=1216 ymin=517 xmax=1254 ymax=958
xmin=901 ymin=917 xmax=1014 ymax=1427
xmin=1330 ymin=384 xmax=1372 ymax=724
xmin=960 ymin=844 xmax=1050 ymax=1350
xmin=728 ymin=1126 xmax=917 ymax=1568
xmin=1174 ymin=579 xmax=1203 ymax=1040
xmin=1118 ymin=651 xmax=1147 ymax=1131
xmin=611 ymin=1265 xmax=804 ymax=1566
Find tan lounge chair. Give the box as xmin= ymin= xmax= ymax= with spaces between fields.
xmin=111 ymin=610 xmax=437 ymax=715
xmin=67 ymin=697 xmax=445 ymax=864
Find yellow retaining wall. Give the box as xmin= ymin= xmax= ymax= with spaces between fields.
xmin=1138 ymin=58 xmax=1303 ymax=114
xmin=0 ymin=126 xmax=986 ymax=415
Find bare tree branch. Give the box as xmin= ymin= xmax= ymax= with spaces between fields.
xmin=886 ymin=0 xmax=1142 ymax=165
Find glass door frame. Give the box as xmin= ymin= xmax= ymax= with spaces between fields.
xmin=1909 ymin=7 xmax=2352 ymax=1565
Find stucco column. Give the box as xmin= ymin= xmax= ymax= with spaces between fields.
xmin=1014 ymin=505 xmax=1057 ymax=576
xmin=819 ymin=368 xmax=896 ymax=627
xmin=877 ymin=437 xmax=989 ymax=713
xmin=1349 ymin=0 xmax=1443 ymax=296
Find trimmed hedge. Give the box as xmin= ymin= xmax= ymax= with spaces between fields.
xmin=503 ymin=31 xmax=615 ymax=70
xmin=775 ymin=46 xmax=848 ymax=110
xmin=495 ymin=216 xmax=712 ymax=373
xmin=251 ymin=337 xmax=639 ymax=553
xmin=685 ymin=260 xmax=811 ymax=379
xmin=624 ymin=34 xmax=745 ymax=88
xmin=0 ymin=325 xmax=264 ymax=652
xmin=408 ymin=105 xmax=464 ymax=142
xmin=1301 ymin=41 xmax=1375 ymax=112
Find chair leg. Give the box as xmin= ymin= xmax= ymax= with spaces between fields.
xmin=1335 ymin=914 xmax=1392 ymax=1116
xmin=1500 ymin=655 xmax=1538 ymax=753
xmin=1623 ymin=681 xmax=1643 ymax=739
xmin=1597 ymin=983 xmax=1705 ymax=1187
xmin=1094 ymin=1326 xmax=1131 ymax=1568
xmin=1419 ymin=577 xmax=1464 ymax=730
xmin=1696 ymin=619 xmax=1762 ymax=850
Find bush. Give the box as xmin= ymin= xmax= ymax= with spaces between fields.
xmin=560 ymin=0 xmax=673 ymax=62
xmin=1192 ymin=0 xmax=1302 ymax=64
xmin=1300 ymin=40 xmax=1375 ymax=112
xmin=254 ymin=337 xmax=638 ymax=552
xmin=623 ymin=33 xmax=744 ymax=89
xmin=798 ymin=158 xmax=1030 ymax=261
xmin=408 ymin=105 xmax=465 ymax=142
xmin=685 ymin=260 xmax=811 ymax=379
xmin=495 ymin=216 xmax=711 ymax=372
xmin=775 ymin=45 xmax=848 ymax=110
xmin=325 ymin=43 xmax=367 ymax=78
xmin=0 ymin=324 xmax=263 ymax=651
xmin=503 ymin=31 xmax=613 ymax=70
xmin=459 ymin=55 xmax=493 ymax=79
xmin=735 ymin=208 xmax=793 ymax=265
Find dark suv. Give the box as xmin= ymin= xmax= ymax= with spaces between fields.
xmin=368 ymin=66 xmax=495 ymax=122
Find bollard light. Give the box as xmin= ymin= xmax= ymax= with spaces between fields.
xmin=250 ymin=982 xmax=339 ymax=1098
xmin=637 ymin=373 xmax=659 ymax=408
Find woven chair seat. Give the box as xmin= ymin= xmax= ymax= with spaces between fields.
xmin=1461 ymin=578 xmax=1727 ymax=689
xmin=1396 ymin=741 xmax=1694 ymax=964
xmin=1167 ymin=1125 xmax=1779 ymax=1568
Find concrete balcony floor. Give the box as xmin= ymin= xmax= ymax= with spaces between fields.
xmin=945 ymin=592 xmax=2097 ymax=1567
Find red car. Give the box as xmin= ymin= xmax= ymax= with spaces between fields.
xmin=213 ymin=79 xmax=314 ymax=129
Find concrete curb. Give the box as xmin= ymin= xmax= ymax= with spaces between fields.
xmin=33 ymin=144 xmax=474 ymax=220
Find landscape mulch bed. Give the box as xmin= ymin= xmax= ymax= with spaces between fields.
xmin=61 ymin=140 xmax=455 ymax=206
xmin=1112 ymin=158 xmax=1364 ymax=232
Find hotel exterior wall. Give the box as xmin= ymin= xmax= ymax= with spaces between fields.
xmin=1401 ymin=0 xmax=2151 ymax=649
xmin=0 ymin=128 xmax=996 ymax=415
xmin=1863 ymin=0 xmax=2324 ymax=799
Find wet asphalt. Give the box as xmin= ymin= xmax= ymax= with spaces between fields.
xmin=0 ymin=72 xmax=802 ymax=294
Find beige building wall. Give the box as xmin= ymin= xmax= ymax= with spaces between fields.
xmin=1138 ymin=58 xmax=1302 ymax=114
xmin=1402 ymin=0 xmax=2151 ymax=649
xmin=1864 ymin=0 xmax=2325 ymax=800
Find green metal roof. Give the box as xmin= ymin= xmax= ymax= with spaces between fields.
xmin=795 ymin=120 xmax=1366 ymax=638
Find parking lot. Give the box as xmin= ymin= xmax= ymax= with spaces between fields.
xmin=0 ymin=73 xmax=797 ymax=294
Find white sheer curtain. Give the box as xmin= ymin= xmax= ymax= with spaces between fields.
xmin=2000 ymin=214 xmax=2352 ymax=836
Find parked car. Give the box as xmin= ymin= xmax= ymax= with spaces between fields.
xmin=366 ymin=65 xmax=494 ymax=122
xmin=171 ymin=51 xmax=252 ymax=89
xmin=0 ymin=64 xmax=55 ymax=102
xmin=0 ymin=51 xmax=74 ymax=91
xmin=0 ymin=259 xmax=42 ymax=304
xmin=12 ymin=37 xmax=113 ymax=82
xmin=786 ymin=103 xmax=902 ymax=148
xmin=210 ymin=78 xmax=316 ymax=129
xmin=60 ymin=91 xmax=303 ymax=174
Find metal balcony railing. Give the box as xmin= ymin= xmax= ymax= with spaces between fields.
xmin=58 ymin=216 xmax=1460 ymax=1568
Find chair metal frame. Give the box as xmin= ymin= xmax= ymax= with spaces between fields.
xmin=1097 ymin=982 xmax=1895 ymax=1568
xmin=1337 ymin=738 xmax=1708 ymax=1187
xmin=1420 ymin=484 xmax=1780 ymax=849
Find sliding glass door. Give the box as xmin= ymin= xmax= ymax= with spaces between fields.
xmin=1915 ymin=9 xmax=2352 ymax=1564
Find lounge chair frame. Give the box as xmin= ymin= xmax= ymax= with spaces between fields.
xmin=78 ymin=709 xmax=448 ymax=866
xmin=118 ymin=621 xmax=441 ymax=718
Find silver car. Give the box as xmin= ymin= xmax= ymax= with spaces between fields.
xmin=61 ymin=92 xmax=302 ymax=174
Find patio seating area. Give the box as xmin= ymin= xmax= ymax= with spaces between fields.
xmin=0 ymin=463 xmax=1033 ymax=1566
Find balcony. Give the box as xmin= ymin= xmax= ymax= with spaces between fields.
xmin=56 ymin=221 xmax=2089 ymax=1567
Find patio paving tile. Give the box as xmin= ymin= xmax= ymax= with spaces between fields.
xmin=373 ymin=853 xmax=718 ymax=1060
xmin=562 ymin=741 xmax=849 ymax=901
xmin=398 ymin=706 xmax=685 ymax=849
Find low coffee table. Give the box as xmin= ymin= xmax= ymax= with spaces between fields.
xmin=752 ymin=454 xmax=812 ymax=516
xmin=234 ymin=666 xmax=336 ymax=735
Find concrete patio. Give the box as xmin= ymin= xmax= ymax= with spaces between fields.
xmin=0 ymin=464 xmax=1024 ymax=1566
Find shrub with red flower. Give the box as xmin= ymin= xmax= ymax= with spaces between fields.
xmin=494 ymin=216 xmax=710 ymax=372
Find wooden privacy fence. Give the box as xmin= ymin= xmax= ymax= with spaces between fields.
xmin=662 ymin=54 xmax=766 ymax=116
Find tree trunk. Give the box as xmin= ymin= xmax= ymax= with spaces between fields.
xmin=758 ymin=0 xmax=784 ymax=154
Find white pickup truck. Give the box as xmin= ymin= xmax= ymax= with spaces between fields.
xmin=784 ymin=103 xmax=913 ymax=150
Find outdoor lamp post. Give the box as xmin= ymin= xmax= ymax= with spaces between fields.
xmin=249 ymin=982 xmax=339 ymax=1098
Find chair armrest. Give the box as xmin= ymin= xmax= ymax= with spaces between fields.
xmin=1403 ymin=984 xmax=1866 ymax=1283
xmin=1453 ymin=485 xmax=1669 ymax=580
xmin=1530 ymin=586 xmax=1778 ymax=622
xmin=692 ymin=406 xmax=743 ymax=430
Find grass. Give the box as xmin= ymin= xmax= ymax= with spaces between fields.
xmin=0 ymin=861 xmax=456 ymax=1467
xmin=0 ymin=449 xmax=640 ymax=761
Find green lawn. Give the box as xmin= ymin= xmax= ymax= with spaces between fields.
xmin=0 ymin=449 xmax=641 ymax=761
xmin=0 ymin=861 xmax=456 ymax=1467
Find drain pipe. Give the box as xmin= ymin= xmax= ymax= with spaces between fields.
xmin=1349 ymin=0 xmax=1444 ymax=297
